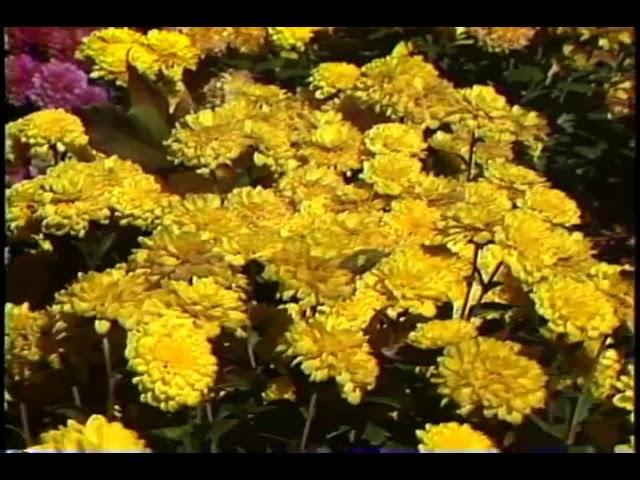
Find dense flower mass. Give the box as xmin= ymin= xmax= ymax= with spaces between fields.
xmin=126 ymin=315 xmax=218 ymax=411
xmin=431 ymin=338 xmax=548 ymax=424
xmin=4 ymin=26 xmax=634 ymax=454
xmin=28 ymin=415 xmax=149 ymax=452
xmin=457 ymin=27 xmax=539 ymax=52
xmin=416 ymin=422 xmax=497 ymax=452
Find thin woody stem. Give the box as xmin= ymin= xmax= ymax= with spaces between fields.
xmin=102 ymin=337 xmax=115 ymax=419
xmin=461 ymin=243 xmax=481 ymax=319
xmin=567 ymin=336 xmax=608 ymax=445
xmin=300 ymin=393 xmax=318 ymax=453
xmin=19 ymin=402 xmax=32 ymax=446
xmin=466 ymin=131 xmax=477 ymax=181
xmin=71 ymin=385 xmax=82 ymax=408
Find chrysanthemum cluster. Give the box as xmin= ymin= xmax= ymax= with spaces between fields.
xmin=5 ymin=30 xmax=634 ymax=453
xmin=28 ymin=415 xmax=149 ymax=452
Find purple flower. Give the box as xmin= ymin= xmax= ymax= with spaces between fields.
xmin=27 ymin=60 xmax=108 ymax=109
xmin=7 ymin=27 xmax=98 ymax=62
xmin=5 ymin=54 xmax=42 ymax=105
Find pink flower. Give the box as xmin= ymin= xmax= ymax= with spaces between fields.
xmin=27 ymin=60 xmax=108 ymax=109
xmin=5 ymin=54 xmax=42 ymax=105
xmin=7 ymin=27 xmax=98 ymax=61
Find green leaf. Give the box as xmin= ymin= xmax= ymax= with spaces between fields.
xmin=507 ymin=66 xmax=544 ymax=83
xmin=339 ymin=249 xmax=387 ymax=274
xmin=530 ymin=415 xmax=568 ymax=440
xmin=208 ymin=419 xmax=240 ymax=453
xmin=568 ymin=445 xmax=597 ymax=453
xmin=126 ymin=59 xmax=171 ymax=143
xmin=364 ymin=396 xmax=402 ymax=410
xmin=469 ymin=302 xmax=521 ymax=317
xmin=149 ymin=424 xmax=194 ymax=441
xmin=362 ymin=422 xmax=390 ymax=446
xmin=557 ymin=81 xmax=593 ymax=93
xmin=76 ymin=105 xmax=171 ymax=173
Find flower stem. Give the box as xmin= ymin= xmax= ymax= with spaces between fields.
xmin=566 ymin=336 xmax=607 ymax=445
xmin=71 ymin=385 xmax=82 ymax=408
xmin=466 ymin=131 xmax=477 ymax=181
xmin=461 ymin=243 xmax=481 ymax=319
xmin=19 ymin=401 xmax=32 ymax=446
xmin=300 ymin=392 xmax=318 ymax=453
xmin=205 ymin=402 xmax=214 ymax=423
xmin=102 ymin=337 xmax=115 ymax=419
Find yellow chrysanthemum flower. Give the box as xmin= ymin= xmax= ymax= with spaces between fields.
xmin=52 ymin=265 xmax=154 ymax=331
xmin=457 ymin=27 xmax=539 ymax=52
xmin=280 ymin=315 xmax=379 ymax=405
xmin=128 ymin=227 xmax=248 ymax=287
xmin=416 ymin=422 xmax=498 ymax=452
xmin=580 ymin=348 xmax=623 ymax=400
xmin=7 ymin=156 xmax=174 ymax=238
xmin=126 ymin=315 xmax=217 ymax=412
xmin=262 ymin=376 xmax=297 ymax=403
xmin=363 ymin=123 xmax=426 ymax=157
xmin=28 ymin=415 xmax=149 ymax=453
xmin=517 ymin=184 xmax=581 ymax=226
xmin=268 ymin=27 xmax=325 ymax=52
xmin=262 ymin=240 xmax=356 ymax=307
xmin=76 ymin=28 xmax=154 ymax=86
xmin=352 ymin=46 xmax=463 ymax=129
xmin=428 ymin=128 xmax=515 ymax=166
xmin=605 ymin=73 xmax=635 ymax=118
xmin=309 ymin=62 xmax=361 ymax=99
xmin=5 ymin=303 xmax=61 ymax=382
xmin=141 ymin=29 xmax=200 ymax=86
xmin=362 ymin=246 xmax=469 ymax=318
xmin=408 ymin=319 xmax=479 ymax=350
xmin=496 ymin=210 xmax=594 ymax=284
xmin=434 ymin=180 xmax=512 ymax=245
xmin=361 ymin=153 xmax=423 ymax=196
xmin=382 ymin=198 xmax=441 ymax=246
xmin=6 ymin=109 xmax=88 ymax=166
xmin=588 ymin=262 xmax=634 ymax=331
xmin=431 ymin=337 xmax=547 ymax=424
xmin=613 ymin=364 xmax=634 ymax=412
xmin=483 ymin=159 xmax=548 ymax=191
xmin=532 ymin=276 xmax=619 ymax=343
xmin=161 ymin=276 xmax=249 ymax=338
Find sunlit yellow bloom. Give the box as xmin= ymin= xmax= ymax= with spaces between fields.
xmin=496 ymin=210 xmax=594 ymax=284
xmin=431 ymin=337 xmax=547 ymax=424
xmin=532 ymin=275 xmax=619 ymax=343
xmin=76 ymin=28 xmax=154 ymax=86
xmin=483 ymin=159 xmax=548 ymax=191
xmin=408 ymin=319 xmax=479 ymax=350
xmin=280 ymin=314 xmax=379 ymax=404
xmin=141 ymin=29 xmax=200 ymax=85
xmin=416 ymin=422 xmax=498 ymax=452
xmin=28 ymin=415 xmax=149 ymax=453
xmin=5 ymin=303 xmax=61 ymax=382
xmin=126 ymin=315 xmax=217 ymax=412
xmin=363 ymin=123 xmax=425 ymax=157
xmin=268 ymin=27 xmax=325 ymax=52
xmin=361 ymin=153 xmax=423 ymax=196
xmin=351 ymin=45 xmax=463 ymax=128
xmin=362 ymin=246 xmax=469 ymax=318
xmin=52 ymin=265 xmax=154 ymax=331
xmin=382 ymin=198 xmax=441 ymax=246
xmin=579 ymin=348 xmax=623 ymax=400
xmin=457 ymin=27 xmax=539 ymax=52
xmin=309 ymin=62 xmax=361 ymax=99
xmin=613 ymin=364 xmax=634 ymax=412
xmin=517 ymin=184 xmax=581 ymax=226
xmin=6 ymin=109 xmax=88 ymax=166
